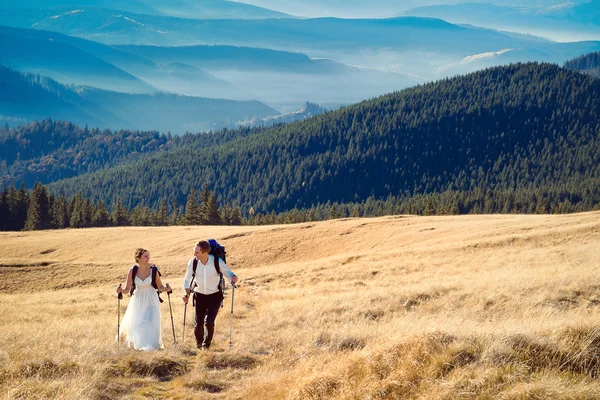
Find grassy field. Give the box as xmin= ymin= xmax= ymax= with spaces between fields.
xmin=1 ymin=212 xmax=599 ymax=399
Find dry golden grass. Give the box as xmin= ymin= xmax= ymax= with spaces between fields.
xmin=1 ymin=212 xmax=600 ymax=399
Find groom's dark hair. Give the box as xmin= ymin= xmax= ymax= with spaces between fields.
xmin=196 ymin=240 xmax=210 ymax=252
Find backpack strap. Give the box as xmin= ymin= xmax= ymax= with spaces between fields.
xmin=213 ymin=256 xmax=222 ymax=275
xmin=214 ymin=256 xmax=225 ymax=307
xmin=129 ymin=265 xmax=138 ymax=296
xmin=192 ymin=259 xmax=198 ymax=289
xmin=151 ymin=266 xmax=164 ymax=303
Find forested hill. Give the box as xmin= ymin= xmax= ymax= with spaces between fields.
xmin=564 ymin=51 xmax=600 ymax=78
xmin=0 ymin=119 xmax=268 ymax=187
xmin=40 ymin=62 xmax=600 ymax=213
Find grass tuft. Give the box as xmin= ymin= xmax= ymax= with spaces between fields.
xmin=293 ymin=376 xmax=341 ymax=400
xmin=18 ymin=359 xmax=79 ymax=379
xmin=125 ymin=355 xmax=188 ymax=381
xmin=204 ymin=352 xmax=259 ymax=370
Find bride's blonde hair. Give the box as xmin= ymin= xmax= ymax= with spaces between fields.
xmin=134 ymin=248 xmax=148 ymax=263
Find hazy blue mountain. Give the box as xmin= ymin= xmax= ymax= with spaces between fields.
xmin=0 ymin=26 xmax=154 ymax=93
xmin=77 ymin=88 xmax=279 ymax=133
xmin=3 ymin=9 xmax=598 ymax=70
xmin=0 ymin=9 xmax=523 ymax=51
xmin=116 ymin=44 xmax=345 ymax=73
xmin=229 ymin=0 xmax=589 ymax=18
xmin=0 ymin=24 xmax=421 ymax=112
xmin=0 ymin=25 xmax=157 ymax=76
xmin=404 ymin=2 xmax=600 ymax=42
xmin=143 ymin=0 xmax=291 ymax=19
xmin=4 ymin=10 xmax=600 ymax=109
xmin=0 ymin=66 xmax=279 ymax=133
xmin=0 ymin=0 xmax=290 ymax=19
xmin=0 ymin=66 xmax=128 ymax=129
xmin=0 ymin=25 xmax=228 ymax=93
xmin=111 ymin=44 xmax=423 ymax=111
xmin=1 ymin=1 xmax=158 ymax=14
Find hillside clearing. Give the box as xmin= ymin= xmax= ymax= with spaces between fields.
xmin=1 ymin=212 xmax=599 ymax=399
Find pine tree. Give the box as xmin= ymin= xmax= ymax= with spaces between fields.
xmin=112 ymin=197 xmax=129 ymax=226
xmin=207 ymin=193 xmax=221 ymax=225
xmin=220 ymin=204 xmax=232 ymax=225
xmin=0 ymin=184 xmax=9 ymax=231
xmin=83 ymin=198 xmax=93 ymax=227
xmin=131 ymin=204 xmax=143 ymax=226
xmin=423 ymin=199 xmax=436 ymax=216
xmin=14 ymin=182 xmax=29 ymax=231
xmin=169 ymin=199 xmax=180 ymax=226
xmin=92 ymin=199 xmax=110 ymax=227
xmin=199 ymin=185 xmax=211 ymax=224
xmin=231 ymin=206 xmax=242 ymax=226
xmin=328 ymin=203 xmax=340 ymax=219
xmin=155 ymin=199 xmax=168 ymax=226
xmin=69 ymin=192 xmax=86 ymax=228
xmin=185 ymin=189 xmax=202 ymax=225
xmin=52 ymin=193 xmax=69 ymax=229
xmin=25 ymin=183 xmax=51 ymax=230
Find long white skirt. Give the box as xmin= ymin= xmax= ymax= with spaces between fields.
xmin=119 ymin=282 xmax=163 ymax=351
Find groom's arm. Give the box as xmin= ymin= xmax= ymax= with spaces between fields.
xmin=219 ymin=260 xmax=238 ymax=284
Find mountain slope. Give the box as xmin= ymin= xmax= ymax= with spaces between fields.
xmin=0 ymin=9 xmax=569 ymax=52
xmin=0 ymin=25 xmax=158 ymax=77
xmin=144 ymin=0 xmax=291 ymax=19
xmin=0 ymin=27 xmax=154 ymax=93
xmin=45 ymin=63 xmax=600 ymax=212
xmin=0 ymin=66 xmax=128 ymax=129
xmin=77 ymin=88 xmax=279 ymax=133
xmin=1 ymin=0 xmax=291 ymax=19
xmin=0 ymin=66 xmax=279 ymax=135
xmin=404 ymin=2 xmax=600 ymax=42
xmin=3 ymin=9 xmax=599 ymax=83
xmin=564 ymin=51 xmax=600 ymax=78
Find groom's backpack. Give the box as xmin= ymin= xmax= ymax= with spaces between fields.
xmin=129 ymin=265 xmax=164 ymax=303
xmin=191 ymin=239 xmax=226 ymax=306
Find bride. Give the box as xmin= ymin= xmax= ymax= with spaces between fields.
xmin=116 ymin=248 xmax=172 ymax=351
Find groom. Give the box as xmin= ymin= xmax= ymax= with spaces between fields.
xmin=182 ymin=240 xmax=238 ymax=349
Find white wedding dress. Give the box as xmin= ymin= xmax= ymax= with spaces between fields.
xmin=119 ymin=274 xmax=163 ymax=351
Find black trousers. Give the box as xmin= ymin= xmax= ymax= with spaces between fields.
xmin=193 ymin=292 xmax=222 ymax=348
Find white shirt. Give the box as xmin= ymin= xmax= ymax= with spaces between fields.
xmin=182 ymin=255 xmax=236 ymax=295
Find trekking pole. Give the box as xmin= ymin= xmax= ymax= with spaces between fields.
xmin=182 ymin=299 xmax=188 ymax=343
xmin=229 ymin=283 xmax=236 ymax=349
xmin=166 ymin=285 xmax=177 ymax=344
xmin=117 ymin=284 xmax=123 ymax=346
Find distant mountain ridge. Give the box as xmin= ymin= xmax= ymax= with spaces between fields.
xmin=0 ymin=65 xmax=279 ymax=134
xmin=0 ymin=0 xmax=291 ymax=19
xmin=0 ymin=26 xmax=154 ymax=93
xmin=0 ymin=24 xmax=422 ymax=112
xmin=403 ymin=2 xmax=600 ymax=41
xmin=3 ymin=8 xmax=600 ymax=85
xmin=0 ymin=66 xmax=125 ymax=129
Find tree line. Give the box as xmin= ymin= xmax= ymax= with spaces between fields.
xmin=2 ymin=180 xmax=598 ymax=232
xmin=0 ymin=182 xmax=243 ymax=231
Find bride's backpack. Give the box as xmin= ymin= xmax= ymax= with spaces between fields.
xmin=129 ymin=265 xmax=164 ymax=303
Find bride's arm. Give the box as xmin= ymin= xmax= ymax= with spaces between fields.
xmin=154 ymin=272 xmax=172 ymax=293
xmin=116 ymin=268 xmax=134 ymax=294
